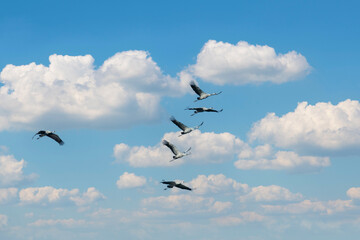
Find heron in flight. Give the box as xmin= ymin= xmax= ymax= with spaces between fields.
xmin=185 ymin=107 xmax=223 ymax=116
xmin=32 ymin=130 xmax=64 ymax=145
xmin=161 ymin=180 xmax=192 ymax=191
xmin=190 ymin=80 xmax=222 ymax=102
xmin=162 ymin=140 xmax=191 ymax=162
xmin=170 ymin=116 xmax=203 ymax=136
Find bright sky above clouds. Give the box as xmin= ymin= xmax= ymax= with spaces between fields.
xmin=1 ymin=0 xmax=360 ymax=239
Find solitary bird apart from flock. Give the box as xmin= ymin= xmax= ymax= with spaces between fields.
xmin=185 ymin=107 xmax=223 ymax=116
xmin=162 ymin=140 xmax=191 ymax=162
xmin=170 ymin=116 xmax=203 ymax=136
xmin=32 ymin=130 xmax=64 ymax=145
xmin=161 ymin=180 xmax=192 ymax=191
xmin=190 ymin=80 xmax=222 ymax=102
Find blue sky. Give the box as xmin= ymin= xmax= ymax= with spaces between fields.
xmin=1 ymin=0 xmax=360 ymax=239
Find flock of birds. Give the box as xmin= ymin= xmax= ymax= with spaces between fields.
xmin=32 ymin=81 xmax=222 ymax=192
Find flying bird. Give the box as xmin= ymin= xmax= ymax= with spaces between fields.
xmin=185 ymin=107 xmax=223 ymax=116
xmin=32 ymin=130 xmax=64 ymax=145
xmin=161 ymin=180 xmax=192 ymax=191
xmin=162 ymin=140 xmax=191 ymax=162
xmin=170 ymin=116 xmax=203 ymax=136
xmin=190 ymin=80 xmax=222 ymax=102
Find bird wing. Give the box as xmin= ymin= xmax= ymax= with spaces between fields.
xmin=47 ymin=133 xmax=65 ymax=145
xmin=190 ymin=81 xmax=204 ymax=96
xmin=32 ymin=130 xmax=45 ymax=139
xmin=194 ymin=121 xmax=204 ymax=129
xmin=162 ymin=140 xmax=179 ymax=155
xmin=170 ymin=116 xmax=187 ymax=131
xmin=176 ymin=183 xmax=192 ymax=191
xmin=161 ymin=180 xmax=175 ymax=185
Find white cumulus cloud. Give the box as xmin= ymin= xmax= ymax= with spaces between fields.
xmin=239 ymin=185 xmax=303 ymax=202
xmin=0 ymin=188 xmax=18 ymax=204
xmin=69 ymin=187 xmax=106 ymax=206
xmin=0 ymin=214 xmax=7 ymax=228
xmin=211 ymin=212 xmax=265 ymax=226
xmin=346 ymin=187 xmax=360 ymax=199
xmin=262 ymin=199 xmax=354 ymax=215
xmin=188 ymin=174 xmax=249 ymax=195
xmin=187 ymin=40 xmax=310 ymax=85
xmin=142 ymin=194 xmax=231 ymax=214
xmin=0 ymin=51 xmax=188 ymax=131
xmin=116 ymin=172 xmax=147 ymax=189
xmin=19 ymin=186 xmax=104 ymax=206
xmin=0 ymin=155 xmax=36 ymax=187
xmin=28 ymin=218 xmax=87 ymax=227
xmin=113 ymin=131 xmax=246 ymax=167
xmin=249 ymin=99 xmax=360 ymax=155
xmin=235 ymin=146 xmax=330 ymax=172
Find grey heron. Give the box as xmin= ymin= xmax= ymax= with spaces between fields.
xmin=170 ymin=116 xmax=203 ymax=136
xmin=190 ymin=80 xmax=222 ymax=102
xmin=32 ymin=130 xmax=64 ymax=145
xmin=161 ymin=180 xmax=192 ymax=191
xmin=162 ymin=140 xmax=191 ymax=162
xmin=185 ymin=107 xmax=223 ymax=116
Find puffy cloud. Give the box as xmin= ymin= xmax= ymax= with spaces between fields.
xmin=187 ymin=40 xmax=310 ymax=85
xmin=262 ymin=199 xmax=354 ymax=215
xmin=19 ymin=186 xmax=78 ymax=205
xmin=113 ymin=131 xmax=246 ymax=167
xmin=239 ymin=185 xmax=302 ymax=202
xmin=346 ymin=187 xmax=360 ymax=199
xmin=0 ymin=188 xmax=18 ymax=204
xmin=28 ymin=218 xmax=87 ymax=227
xmin=116 ymin=172 xmax=147 ymax=189
xmin=0 ymin=51 xmax=188 ymax=131
xmin=209 ymin=201 xmax=233 ymax=213
xmin=188 ymin=174 xmax=249 ymax=195
xmin=69 ymin=187 xmax=106 ymax=206
xmin=142 ymin=194 xmax=230 ymax=213
xmin=249 ymin=99 xmax=360 ymax=155
xmin=235 ymin=147 xmax=330 ymax=172
xmin=0 ymin=214 xmax=7 ymax=228
xmin=0 ymin=155 xmax=36 ymax=187
xmin=18 ymin=186 xmax=104 ymax=206
xmin=211 ymin=212 xmax=265 ymax=226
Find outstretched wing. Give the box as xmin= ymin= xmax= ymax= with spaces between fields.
xmin=194 ymin=121 xmax=204 ymax=130
xmin=190 ymin=81 xmax=204 ymax=96
xmin=212 ymin=91 xmax=222 ymax=96
xmin=176 ymin=183 xmax=192 ymax=191
xmin=206 ymin=108 xmax=222 ymax=113
xmin=170 ymin=116 xmax=187 ymax=131
xmin=47 ymin=133 xmax=65 ymax=145
xmin=32 ymin=130 xmax=46 ymax=139
xmin=161 ymin=180 xmax=175 ymax=185
xmin=185 ymin=107 xmax=198 ymax=111
xmin=162 ymin=140 xmax=179 ymax=155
